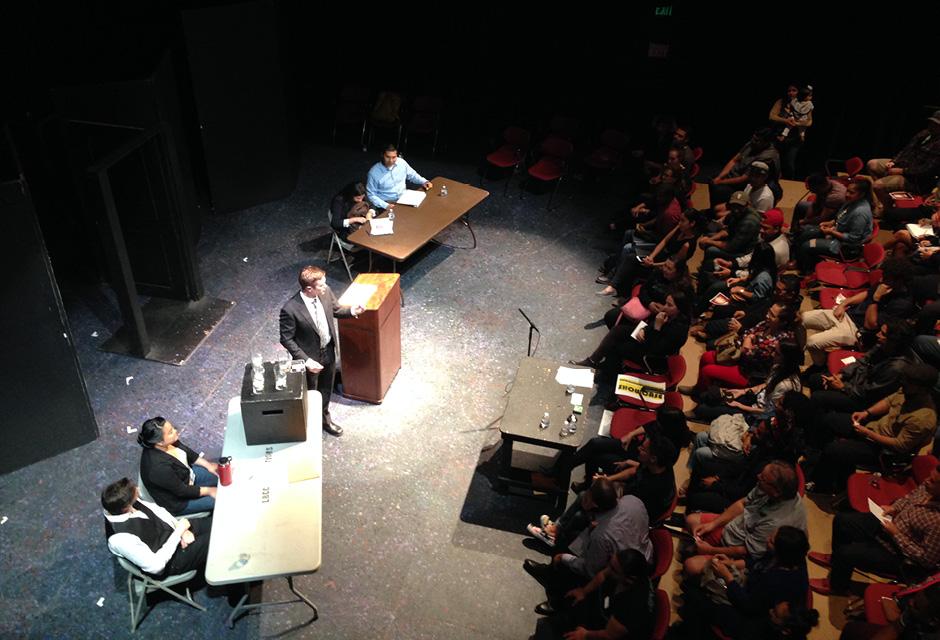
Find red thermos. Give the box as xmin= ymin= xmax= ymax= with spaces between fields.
xmin=218 ymin=457 xmax=232 ymax=486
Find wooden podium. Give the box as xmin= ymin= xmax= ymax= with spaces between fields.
xmin=337 ymin=274 xmax=401 ymax=403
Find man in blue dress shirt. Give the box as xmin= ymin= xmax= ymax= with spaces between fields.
xmin=366 ymin=144 xmax=432 ymax=210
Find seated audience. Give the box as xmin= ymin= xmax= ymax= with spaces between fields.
xmin=807 ymin=363 xmax=938 ymax=494
xmin=686 ymin=391 xmax=808 ymax=515
xmin=806 ymin=319 xmax=914 ymax=415
xmin=138 ymin=416 xmax=218 ymax=516
xmin=522 ymin=479 xmax=653 ymax=614
xmin=532 ymin=549 xmax=655 ymax=640
xmin=791 ymin=172 xmax=847 ymax=234
xmin=597 ymin=208 xmax=703 ymax=298
xmin=570 ymin=290 xmax=691 ymax=375
xmin=676 ymin=526 xmax=815 ymax=640
xmin=809 ymin=461 xmax=940 ymax=595
xmin=795 ymin=177 xmax=873 ymax=272
xmin=801 ymin=257 xmax=915 ymax=365
xmin=710 ymin=128 xmax=781 ymax=206
xmin=683 ymin=461 xmax=807 ymax=577
xmin=682 ymin=303 xmax=798 ymax=393
xmin=867 ymin=111 xmax=940 ymax=216
xmin=698 ymin=192 xmax=763 ymax=271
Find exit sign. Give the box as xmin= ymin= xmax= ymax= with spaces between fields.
xmin=655 ymin=5 xmax=673 ymax=16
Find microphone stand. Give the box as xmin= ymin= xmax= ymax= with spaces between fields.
xmin=518 ymin=308 xmax=540 ymax=357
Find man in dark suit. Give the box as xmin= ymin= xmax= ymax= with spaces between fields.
xmin=280 ymin=265 xmax=363 ymax=436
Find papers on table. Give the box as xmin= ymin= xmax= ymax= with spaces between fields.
xmin=906 ymin=223 xmax=935 ymax=238
xmin=570 ymin=392 xmax=584 ymax=406
xmin=396 ymin=190 xmax=427 ymax=207
xmin=368 ymin=218 xmax=394 ymax=235
xmin=338 ymin=283 xmax=378 ymax=307
xmin=868 ymin=498 xmax=892 ymax=525
xmin=555 ymin=366 xmax=595 ymax=389
xmin=630 ymin=320 xmax=648 ymax=341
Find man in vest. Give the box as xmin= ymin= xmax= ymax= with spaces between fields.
xmin=102 ymin=477 xmax=211 ymax=577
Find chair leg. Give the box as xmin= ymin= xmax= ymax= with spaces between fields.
xmin=548 ymin=177 xmax=563 ymax=209
xmin=337 ymin=244 xmax=353 ymax=282
xmin=328 ymin=234 xmax=336 ymax=265
xmin=359 ymin=120 xmax=367 ymax=151
xmin=128 ymin=573 xmax=146 ymax=632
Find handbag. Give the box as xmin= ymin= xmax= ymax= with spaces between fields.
xmin=714 ymin=331 xmax=741 ymax=365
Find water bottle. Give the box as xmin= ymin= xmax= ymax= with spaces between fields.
xmin=387 ymin=209 xmax=395 ymax=221
xmin=251 ymin=354 xmax=265 ymax=394
xmin=539 ymin=412 xmax=550 ymax=430
xmin=440 ymin=184 xmax=448 ymax=197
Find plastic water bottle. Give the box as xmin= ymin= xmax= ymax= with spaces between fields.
xmin=539 ymin=412 xmax=550 ymax=429
xmin=440 ymin=184 xmax=448 ymax=197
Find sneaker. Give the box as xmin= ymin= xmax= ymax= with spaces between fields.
xmin=807 ymin=551 xmax=832 ymax=568
xmin=539 ymin=515 xmax=554 ymax=529
xmin=526 ymin=524 xmax=555 ymax=548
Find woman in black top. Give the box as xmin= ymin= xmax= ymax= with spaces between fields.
xmin=572 ymin=289 xmax=692 ymax=375
xmin=138 ymin=416 xmax=218 ymax=515
xmin=330 ymin=181 xmax=371 ymax=240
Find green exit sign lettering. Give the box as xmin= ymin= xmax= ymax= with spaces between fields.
xmin=655 ymin=5 xmax=673 ymax=16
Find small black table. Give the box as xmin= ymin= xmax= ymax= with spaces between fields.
xmin=497 ymin=357 xmax=595 ymax=511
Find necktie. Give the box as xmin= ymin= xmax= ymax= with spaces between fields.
xmin=311 ymin=298 xmax=329 ymax=349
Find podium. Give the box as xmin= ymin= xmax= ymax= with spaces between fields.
xmin=337 ymin=274 xmax=401 ymax=403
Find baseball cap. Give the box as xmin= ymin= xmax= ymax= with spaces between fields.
xmin=729 ymin=191 xmax=749 ymax=207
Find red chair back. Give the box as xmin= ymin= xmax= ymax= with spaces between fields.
xmin=863 ymin=242 xmax=886 ymax=269
xmin=649 ymin=528 xmax=674 ymax=579
xmin=665 ymin=355 xmax=687 ymax=389
xmin=845 ymin=156 xmax=864 ymax=177
xmin=503 ymin=126 xmax=531 ymax=149
xmin=663 ymin=391 xmax=683 ymax=410
xmin=913 ymin=455 xmax=940 ymax=484
xmin=540 ymin=136 xmax=574 ymax=159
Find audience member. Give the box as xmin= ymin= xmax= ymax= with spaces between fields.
xmin=795 ymin=177 xmax=874 ymax=272
xmin=809 ymin=461 xmax=940 ymax=595
xmin=683 ymin=462 xmax=807 ymax=576
xmin=867 ymin=111 xmax=940 ymax=215
xmin=807 ymin=363 xmax=938 ymax=494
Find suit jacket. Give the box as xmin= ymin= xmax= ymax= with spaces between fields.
xmin=279 ymin=287 xmax=352 ymax=364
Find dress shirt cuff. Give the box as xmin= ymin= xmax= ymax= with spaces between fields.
xmin=343 ymin=219 xmax=351 ymax=228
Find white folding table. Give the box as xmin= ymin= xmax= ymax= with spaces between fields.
xmin=206 ymin=392 xmax=322 ymax=628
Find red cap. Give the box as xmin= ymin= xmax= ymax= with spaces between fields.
xmin=763 ymin=208 xmax=784 ymax=227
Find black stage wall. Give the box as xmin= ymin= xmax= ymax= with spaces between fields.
xmin=182 ymin=0 xmax=298 ymax=214
xmin=0 ymin=175 xmax=98 ymax=475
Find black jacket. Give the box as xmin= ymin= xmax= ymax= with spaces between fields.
xmin=140 ymin=441 xmax=200 ymax=515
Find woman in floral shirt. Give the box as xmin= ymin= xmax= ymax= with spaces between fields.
xmin=681 ymin=303 xmax=799 ymax=393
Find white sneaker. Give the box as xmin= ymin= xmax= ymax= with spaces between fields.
xmin=539 ymin=515 xmax=554 ymax=529
xmin=526 ymin=524 xmax=555 ymax=548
